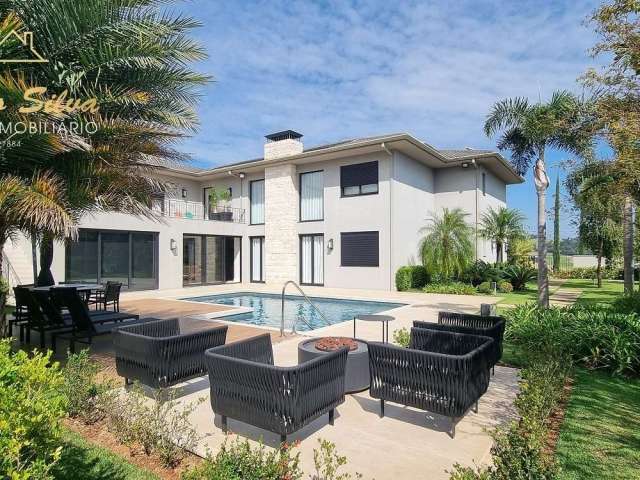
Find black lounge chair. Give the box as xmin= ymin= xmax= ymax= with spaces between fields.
xmin=368 ymin=327 xmax=493 ymax=437
xmin=50 ymin=287 xmax=143 ymax=353
xmin=414 ymin=311 xmax=506 ymax=373
xmin=204 ymin=334 xmax=348 ymax=443
xmin=113 ymin=318 xmax=228 ymax=388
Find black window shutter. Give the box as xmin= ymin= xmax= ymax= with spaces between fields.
xmin=341 ymin=231 xmax=379 ymax=267
xmin=340 ymin=161 xmax=378 ymax=188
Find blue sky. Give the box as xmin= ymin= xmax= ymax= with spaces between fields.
xmin=173 ymin=0 xmax=605 ymax=238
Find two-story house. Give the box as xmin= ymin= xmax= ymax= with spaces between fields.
xmin=2 ymin=131 xmax=523 ymax=291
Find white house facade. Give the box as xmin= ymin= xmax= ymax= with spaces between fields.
xmin=2 ymin=131 xmax=523 ymax=291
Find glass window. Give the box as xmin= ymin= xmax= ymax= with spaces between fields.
xmin=250 ymin=237 xmax=264 ymax=282
xmin=250 ymin=180 xmax=265 ymax=224
xmin=183 ymin=235 xmax=202 ymax=285
xmin=131 ymin=233 xmax=156 ymax=290
xmin=101 ymin=232 xmax=130 ymax=286
xmin=300 ymin=234 xmax=324 ymax=285
xmin=482 ymin=172 xmax=486 ymax=196
xmin=341 ymin=161 xmax=379 ymax=197
xmin=205 ymin=236 xmax=225 ymax=284
xmin=66 ymin=230 xmax=98 ymax=283
xmin=300 ymin=171 xmax=324 ymax=221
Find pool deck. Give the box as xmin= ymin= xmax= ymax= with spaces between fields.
xmin=116 ymin=283 xmax=518 ymax=479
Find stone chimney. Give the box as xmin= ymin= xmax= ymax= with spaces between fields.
xmin=263 ymin=130 xmax=303 ymax=160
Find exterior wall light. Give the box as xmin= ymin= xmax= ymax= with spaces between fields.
xmin=170 ymin=238 xmax=177 ymax=251
xmin=461 ymin=162 xmax=470 ymax=168
xmin=181 ymin=188 xmax=188 ymax=198
xmin=327 ymin=238 xmax=334 ymax=252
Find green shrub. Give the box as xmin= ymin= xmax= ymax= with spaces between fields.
xmin=392 ymin=328 xmax=410 ymax=348
xmin=409 ymin=265 xmax=429 ymax=288
xmin=105 ymin=384 xmax=201 ymax=467
xmin=449 ymin=355 xmax=569 ymax=480
xmin=182 ymin=436 xmax=302 ymax=480
xmin=0 ymin=340 xmax=66 ymax=480
xmin=395 ymin=265 xmax=430 ymax=291
xmin=463 ymin=260 xmax=504 ymax=286
xmin=503 ymin=264 xmax=536 ymax=291
xmin=395 ymin=267 xmax=412 ymax=291
xmin=423 ymin=282 xmax=476 ymax=295
xmin=613 ymin=292 xmax=640 ymax=314
xmin=62 ymin=349 xmax=111 ymax=424
xmin=497 ymin=281 xmax=513 ymax=293
xmin=552 ymin=266 xmax=621 ymax=280
xmin=477 ymin=282 xmax=494 ymax=295
xmin=310 ymin=438 xmax=362 ymax=479
xmin=504 ymin=303 xmax=640 ymax=375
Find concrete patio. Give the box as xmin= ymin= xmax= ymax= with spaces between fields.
xmin=116 ymin=284 xmax=520 ymax=479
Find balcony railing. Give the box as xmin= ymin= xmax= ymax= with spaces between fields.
xmin=151 ymin=198 xmax=246 ymax=223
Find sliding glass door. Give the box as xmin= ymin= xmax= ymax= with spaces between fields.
xmin=66 ymin=229 xmax=158 ymax=290
xmin=183 ymin=234 xmax=241 ymax=286
xmin=300 ymin=234 xmax=323 ymax=285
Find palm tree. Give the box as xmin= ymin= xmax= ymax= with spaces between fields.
xmin=0 ymin=0 xmax=208 ymax=283
xmin=479 ymin=207 xmax=525 ymax=264
xmin=0 ymin=173 xmax=75 ymax=334
xmin=484 ymin=91 xmax=593 ymax=307
xmin=420 ymin=208 xmax=474 ymax=281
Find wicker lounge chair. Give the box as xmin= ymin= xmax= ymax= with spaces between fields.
xmin=368 ymin=328 xmax=494 ymax=437
xmin=414 ymin=311 xmax=506 ymax=373
xmin=50 ymin=287 xmax=143 ymax=353
xmin=113 ymin=318 xmax=228 ymax=388
xmin=204 ymin=334 xmax=348 ymax=443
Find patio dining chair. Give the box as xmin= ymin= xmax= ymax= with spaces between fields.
xmin=50 ymin=287 xmax=143 ymax=353
xmin=7 ymin=285 xmax=33 ymax=340
xmin=88 ymin=281 xmax=122 ymax=311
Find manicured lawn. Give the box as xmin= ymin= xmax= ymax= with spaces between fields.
xmin=496 ymin=281 xmax=563 ymax=305
xmin=52 ymin=429 xmax=158 ymax=480
xmin=564 ymin=278 xmax=625 ymax=306
xmin=556 ymin=369 xmax=640 ymax=480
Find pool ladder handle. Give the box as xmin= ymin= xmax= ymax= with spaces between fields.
xmin=280 ymin=281 xmax=331 ymax=336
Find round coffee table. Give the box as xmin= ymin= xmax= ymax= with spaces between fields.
xmin=353 ymin=314 xmax=395 ymax=342
xmin=298 ymin=337 xmax=369 ymax=393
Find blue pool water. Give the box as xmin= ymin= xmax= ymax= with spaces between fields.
xmin=183 ymin=292 xmax=405 ymax=331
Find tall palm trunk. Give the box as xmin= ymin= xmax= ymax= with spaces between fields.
xmin=496 ymin=240 xmax=503 ymax=263
xmin=534 ymin=152 xmax=550 ymax=307
xmin=623 ymin=195 xmax=634 ymax=294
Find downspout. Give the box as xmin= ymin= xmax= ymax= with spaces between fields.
xmin=471 ymin=159 xmax=479 ymax=261
xmin=381 ymin=142 xmax=393 ymax=290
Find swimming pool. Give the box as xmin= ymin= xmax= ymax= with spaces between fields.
xmin=183 ymin=292 xmax=405 ymax=331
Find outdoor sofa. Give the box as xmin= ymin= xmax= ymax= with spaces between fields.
xmin=50 ymin=287 xmax=143 ymax=353
xmin=414 ymin=312 xmax=505 ymax=373
xmin=204 ymin=334 xmax=348 ymax=443
xmin=368 ymin=327 xmax=494 ymax=437
xmin=113 ymin=318 xmax=228 ymax=388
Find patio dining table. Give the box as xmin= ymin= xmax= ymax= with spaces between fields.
xmin=32 ymin=283 xmax=104 ymax=303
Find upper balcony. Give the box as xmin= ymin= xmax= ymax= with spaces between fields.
xmin=151 ymin=197 xmax=246 ymax=224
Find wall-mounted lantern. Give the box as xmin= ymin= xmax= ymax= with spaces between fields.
xmin=181 ymin=188 xmax=188 ymax=198
xmin=170 ymin=238 xmax=177 ymax=252
xmin=327 ymin=238 xmax=334 ymax=252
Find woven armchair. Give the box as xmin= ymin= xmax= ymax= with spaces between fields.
xmin=114 ymin=318 xmax=227 ymax=388
xmin=425 ymin=311 xmax=506 ymax=372
xmin=205 ymin=334 xmax=348 ymax=443
xmin=368 ymin=328 xmax=493 ymax=437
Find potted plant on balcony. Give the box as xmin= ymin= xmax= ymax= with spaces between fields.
xmin=208 ymin=188 xmax=233 ymax=221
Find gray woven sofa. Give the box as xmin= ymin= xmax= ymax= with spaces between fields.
xmin=414 ymin=312 xmax=505 ymax=373
xmin=368 ymin=327 xmax=494 ymax=437
xmin=204 ymin=334 xmax=348 ymax=443
xmin=114 ymin=318 xmax=228 ymax=388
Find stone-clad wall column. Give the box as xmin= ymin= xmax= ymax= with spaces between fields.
xmin=264 ymin=163 xmax=298 ymax=285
